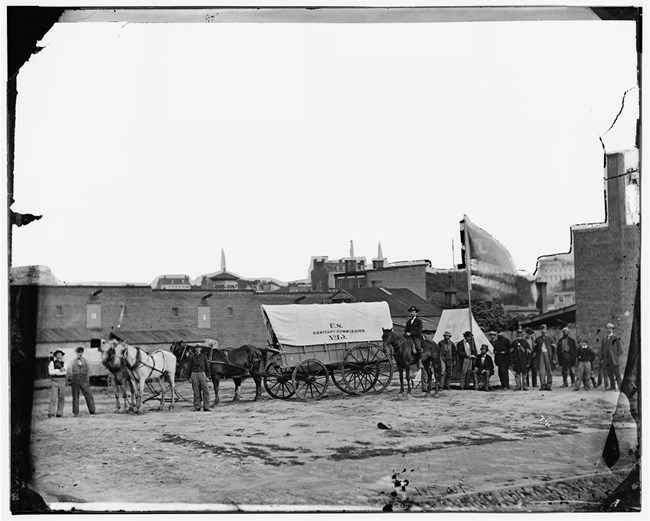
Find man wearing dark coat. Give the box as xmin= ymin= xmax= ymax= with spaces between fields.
xmin=187 ymin=345 xmax=212 ymax=411
xmin=574 ymin=338 xmax=596 ymax=391
xmin=456 ymin=331 xmax=478 ymax=390
xmin=533 ymin=324 xmax=557 ymax=391
xmin=438 ymin=331 xmax=455 ymax=390
xmin=600 ymin=322 xmax=623 ymax=390
xmin=510 ymin=328 xmax=531 ymax=391
xmin=557 ymin=326 xmax=577 ymax=387
xmin=473 ymin=344 xmax=494 ymax=391
xmin=489 ymin=330 xmax=511 ymax=390
xmin=404 ymin=306 xmax=424 ymax=370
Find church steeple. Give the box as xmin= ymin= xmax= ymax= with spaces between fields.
xmin=373 ymin=241 xmax=386 ymax=269
xmin=221 ymin=249 xmax=226 ymax=272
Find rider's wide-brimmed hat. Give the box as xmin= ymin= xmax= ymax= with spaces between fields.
xmin=480 ymin=344 xmax=489 ymax=351
xmin=443 ymin=331 xmax=452 ymax=337
xmin=52 ymin=350 xmax=65 ymax=357
xmin=463 ymin=331 xmax=473 ymax=337
xmin=407 ymin=306 xmax=419 ymax=313
xmin=487 ymin=331 xmax=497 ymax=336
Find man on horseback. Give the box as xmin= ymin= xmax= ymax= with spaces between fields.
xmin=404 ymin=306 xmax=424 ymax=370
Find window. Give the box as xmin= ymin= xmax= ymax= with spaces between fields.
xmin=227 ymin=307 xmax=234 ymax=316
xmin=198 ymin=307 xmax=210 ymax=329
xmin=172 ymin=307 xmax=179 ymax=317
xmin=55 ymin=305 xmax=63 ymax=317
xmin=86 ymin=304 xmax=101 ymax=328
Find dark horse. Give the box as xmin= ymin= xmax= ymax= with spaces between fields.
xmin=382 ymin=329 xmax=441 ymax=396
xmin=421 ymin=338 xmax=442 ymax=397
xmin=382 ymin=328 xmax=416 ymax=395
xmin=172 ymin=342 xmax=264 ymax=408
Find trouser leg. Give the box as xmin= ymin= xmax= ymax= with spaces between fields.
xmin=191 ymin=373 xmax=202 ymax=410
xmin=71 ymin=383 xmax=80 ymax=415
xmin=200 ymin=374 xmax=211 ymax=409
xmin=49 ymin=382 xmax=58 ymax=416
xmin=79 ymin=380 xmax=96 ymax=413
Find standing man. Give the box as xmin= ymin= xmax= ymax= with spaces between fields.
xmin=70 ymin=347 xmax=96 ymax=417
xmin=574 ymin=338 xmax=596 ymax=391
xmin=557 ymin=327 xmax=577 ymax=387
xmin=533 ymin=324 xmax=557 ymax=391
xmin=510 ymin=328 xmax=531 ymax=391
xmin=489 ymin=330 xmax=511 ymax=390
xmin=600 ymin=322 xmax=623 ymax=390
xmin=438 ymin=331 xmax=455 ymax=390
xmin=456 ymin=331 xmax=478 ymax=390
xmin=524 ymin=327 xmax=538 ymax=389
xmin=404 ymin=306 xmax=424 ymax=370
xmin=187 ymin=345 xmax=212 ymax=411
xmin=48 ymin=350 xmax=67 ymax=418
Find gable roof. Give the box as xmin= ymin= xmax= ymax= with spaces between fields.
xmin=208 ymin=271 xmax=240 ymax=281
xmin=329 ymin=287 xmax=441 ymax=317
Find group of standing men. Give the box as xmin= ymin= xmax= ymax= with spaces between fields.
xmin=47 ymin=347 xmax=96 ymax=418
xmin=404 ymin=307 xmax=624 ymax=392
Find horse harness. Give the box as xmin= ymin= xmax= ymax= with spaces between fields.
xmin=126 ymin=345 xmax=168 ymax=381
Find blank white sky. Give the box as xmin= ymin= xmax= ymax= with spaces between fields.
xmin=11 ymin=17 xmax=638 ymax=284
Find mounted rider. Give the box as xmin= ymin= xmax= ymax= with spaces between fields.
xmin=404 ymin=306 xmax=424 ymax=370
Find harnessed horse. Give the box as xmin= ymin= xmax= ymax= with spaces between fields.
xmin=117 ymin=341 xmax=177 ymax=413
xmin=99 ymin=339 xmax=135 ymax=413
xmin=171 ymin=342 xmax=264 ymax=408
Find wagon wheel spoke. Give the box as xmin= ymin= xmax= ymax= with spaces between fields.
xmin=291 ymin=359 xmax=329 ymax=401
xmin=264 ymin=356 xmax=295 ymax=400
xmin=341 ymin=344 xmax=393 ymax=394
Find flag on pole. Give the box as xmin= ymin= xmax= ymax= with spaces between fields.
xmin=460 ymin=215 xmax=518 ymax=297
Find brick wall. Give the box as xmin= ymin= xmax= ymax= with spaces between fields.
xmin=572 ymin=152 xmax=640 ymax=363
xmin=366 ymin=265 xmax=427 ymax=299
xmin=35 ymin=286 xmax=332 ymax=350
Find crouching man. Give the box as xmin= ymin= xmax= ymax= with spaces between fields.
xmin=473 ymin=345 xmax=494 ymax=391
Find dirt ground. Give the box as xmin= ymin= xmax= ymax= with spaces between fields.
xmin=26 ymin=371 xmax=638 ymax=513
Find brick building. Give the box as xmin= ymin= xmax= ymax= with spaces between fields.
xmin=572 ymin=149 xmax=640 ymax=358
xmin=26 ymin=285 xmax=333 ymax=377
xmin=334 ymin=261 xmax=429 ymax=299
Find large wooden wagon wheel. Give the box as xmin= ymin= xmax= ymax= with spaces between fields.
xmin=291 ymin=359 xmax=329 ymax=401
xmin=329 ymin=364 xmax=357 ymax=395
xmin=263 ymin=355 xmax=295 ymax=400
xmin=340 ymin=343 xmax=393 ymax=394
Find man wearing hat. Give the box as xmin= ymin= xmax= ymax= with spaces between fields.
xmin=473 ymin=344 xmax=494 ymax=391
xmin=533 ymin=324 xmax=557 ymax=391
xmin=404 ymin=306 xmax=424 ymax=370
xmin=488 ymin=330 xmax=511 ymax=390
xmin=438 ymin=331 xmax=455 ymax=390
xmin=48 ymin=350 xmax=67 ymax=418
xmin=557 ymin=326 xmax=577 ymax=387
xmin=600 ymin=322 xmax=623 ymax=390
xmin=70 ymin=347 xmax=96 ymax=416
xmin=574 ymin=338 xmax=595 ymax=391
xmin=510 ymin=328 xmax=531 ymax=391
xmin=456 ymin=331 xmax=478 ymax=390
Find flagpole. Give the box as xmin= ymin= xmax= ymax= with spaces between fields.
xmin=463 ymin=216 xmax=473 ymax=337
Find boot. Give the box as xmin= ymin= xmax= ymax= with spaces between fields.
xmin=514 ymin=375 xmax=521 ymax=391
xmin=562 ymin=375 xmax=568 ymax=388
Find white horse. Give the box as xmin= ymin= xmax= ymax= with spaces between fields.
xmin=115 ymin=341 xmax=177 ymax=413
xmin=99 ymin=339 xmax=136 ymax=413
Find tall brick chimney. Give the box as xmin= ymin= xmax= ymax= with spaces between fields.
xmin=605 ymin=152 xmax=626 ymax=231
xmin=443 ymin=289 xmax=458 ymax=307
xmin=535 ymin=281 xmax=548 ymax=313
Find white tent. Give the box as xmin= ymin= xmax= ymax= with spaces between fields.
xmin=433 ymin=308 xmax=516 ymax=387
xmin=433 ymin=308 xmax=494 ymax=356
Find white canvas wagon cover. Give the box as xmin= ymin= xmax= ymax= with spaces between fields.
xmin=261 ymin=302 xmax=393 ymax=347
